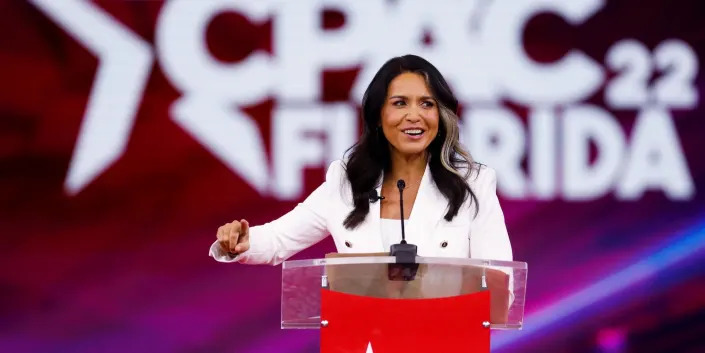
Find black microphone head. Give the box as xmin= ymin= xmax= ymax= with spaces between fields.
xmin=396 ymin=179 xmax=406 ymax=190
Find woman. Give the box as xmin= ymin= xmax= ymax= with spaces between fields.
xmin=210 ymin=55 xmax=512 ymax=265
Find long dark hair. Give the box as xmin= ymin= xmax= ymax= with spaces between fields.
xmin=343 ymin=54 xmax=478 ymax=229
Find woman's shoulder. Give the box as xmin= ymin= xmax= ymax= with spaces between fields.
xmin=462 ymin=162 xmax=497 ymax=189
xmin=457 ymin=161 xmax=495 ymax=179
xmin=324 ymin=159 xmax=355 ymax=205
xmin=325 ymin=159 xmax=347 ymax=180
xmin=324 ymin=159 xmax=352 ymax=190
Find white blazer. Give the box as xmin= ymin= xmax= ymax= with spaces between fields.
xmin=209 ymin=160 xmax=512 ymax=265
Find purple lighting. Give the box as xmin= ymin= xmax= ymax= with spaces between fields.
xmin=596 ymin=327 xmax=627 ymax=352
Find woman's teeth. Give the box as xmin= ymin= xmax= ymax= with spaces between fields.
xmin=403 ymin=129 xmax=423 ymax=136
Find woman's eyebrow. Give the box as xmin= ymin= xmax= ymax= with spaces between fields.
xmin=388 ymin=95 xmax=407 ymax=100
xmin=388 ymin=95 xmax=435 ymax=100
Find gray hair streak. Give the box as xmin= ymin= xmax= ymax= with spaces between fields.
xmin=415 ymin=70 xmax=474 ymax=179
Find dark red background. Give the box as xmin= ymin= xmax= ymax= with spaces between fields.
xmin=1 ymin=1 xmax=705 ymax=352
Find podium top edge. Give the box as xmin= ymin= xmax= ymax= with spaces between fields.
xmin=282 ymin=256 xmax=527 ymax=269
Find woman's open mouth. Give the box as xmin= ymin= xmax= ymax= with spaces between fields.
xmin=402 ymin=128 xmax=425 ymax=139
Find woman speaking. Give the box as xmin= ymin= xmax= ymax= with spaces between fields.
xmin=210 ymin=55 xmax=512 ymax=265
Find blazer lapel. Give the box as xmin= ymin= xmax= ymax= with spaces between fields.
xmin=407 ymin=164 xmax=447 ymax=255
xmin=345 ymin=182 xmax=384 ymax=253
xmin=342 ymin=165 xmax=446 ymax=254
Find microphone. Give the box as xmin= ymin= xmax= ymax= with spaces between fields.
xmin=368 ymin=189 xmax=385 ymax=203
xmin=388 ymin=179 xmax=418 ymax=281
xmin=396 ymin=179 xmax=407 ymax=244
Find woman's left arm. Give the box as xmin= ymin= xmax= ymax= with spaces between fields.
xmin=468 ymin=166 xmax=513 ymax=261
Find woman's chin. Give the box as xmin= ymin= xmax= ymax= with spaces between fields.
xmin=391 ymin=143 xmax=431 ymax=157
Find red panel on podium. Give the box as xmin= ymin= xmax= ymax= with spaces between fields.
xmin=320 ymin=290 xmax=491 ymax=353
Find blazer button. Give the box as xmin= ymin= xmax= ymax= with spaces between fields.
xmin=345 ymin=241 xmax=353 ymax=248
xmin=440 ymin=241 xmax=448 ymax=248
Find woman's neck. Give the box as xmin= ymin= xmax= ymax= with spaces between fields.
xmin=387 ymin=152 xmax=427 ymax=183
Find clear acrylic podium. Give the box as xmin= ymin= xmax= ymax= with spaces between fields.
xmin=281 ymin=255 xmax=527 ymax=352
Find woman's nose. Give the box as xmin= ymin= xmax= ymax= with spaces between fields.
xmin=405 ymin=108 xmax=423 ymax=121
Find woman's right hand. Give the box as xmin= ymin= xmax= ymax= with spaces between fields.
xmin=217 ymin=219 xmax=250 ymax=254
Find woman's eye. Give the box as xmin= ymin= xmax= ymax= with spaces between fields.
xmin=392 ymin=100 xmax=406 ymax=106
xmin=421 ymin=101 xmax=435 ymax=108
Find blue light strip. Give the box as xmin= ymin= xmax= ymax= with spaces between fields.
xmin=492 ymin=220 xmax=705 ymax=351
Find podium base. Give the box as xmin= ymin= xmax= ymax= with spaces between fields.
xmin=320 ymin=290 xmax=491 ymax=353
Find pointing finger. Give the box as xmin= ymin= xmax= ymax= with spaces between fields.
xmin=235 ymin=219 xmax=249 ymax=252
xmin=228 ymin=221 xmax=241 ymax=253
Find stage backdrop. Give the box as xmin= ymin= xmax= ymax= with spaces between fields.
xmin=2 ymin=0 xmax=705 ymax=352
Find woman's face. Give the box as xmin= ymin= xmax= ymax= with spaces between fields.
xmin=380 ymin=72 xmax=440 ymax=158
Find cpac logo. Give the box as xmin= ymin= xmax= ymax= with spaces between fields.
xmin=31 ymin=0 xmax=697 ymax=200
